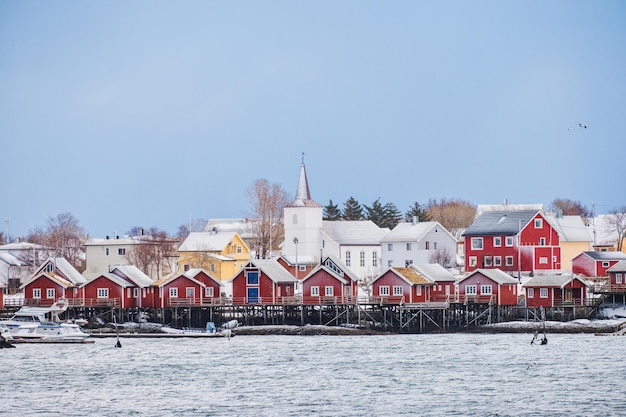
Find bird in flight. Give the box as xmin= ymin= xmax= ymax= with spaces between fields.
xmin=568 ymin=124 xmax=587 ymax=130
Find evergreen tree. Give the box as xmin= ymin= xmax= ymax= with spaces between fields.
xmin=382 ymin=202 xmax=402 ymax=229
xmin=323 ymin=199 xmax=342 ymax=220
xmin=342 ymin=196 xmax=364 ymax=220
xmin=364 ymin=198 xmax=385 ymax=226
xmin=405 ymin=201 xmax=431 ymax=223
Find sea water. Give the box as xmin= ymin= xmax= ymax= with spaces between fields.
xmin=2 ymin=333 xmax=625 ymax=416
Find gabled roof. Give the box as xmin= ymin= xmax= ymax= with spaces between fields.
xmin=463 ymin=210 xmax=540 ymax=237
xmin=321 ymin=220 xmax=389 ymax=245
xmin=302 ymin=255 xmax=355 ymax=285
xmin=238 ymin=259 xmax=297 ymax=284
xmin=177 ymin=231 xmax=241 ymax=252
xmin=184 ymin=268 xmax=221 ymax=284
xmin=607 ymin=260 xmax=626 ymax=273
xmin=579 ymin=251 xmax=626 ymax=261
xmin=110 ymin=265 xmax=153 ymax=287
xmin=285 ymin=162 xmax=322 ymax=208
xmin=32 ymin=257 xmax=86 ymax=285
xmin=83 ymin=272 xmax=135 ymax=288
xmin=389 ymin=267 xmax=434 ymax=286
xmin=380 ymin=221 xmax=456 ymax=243
xmin=154 ymin=272 xmax=206 ymax=288
xmin=411 ymin=263 xmax=457 ymax=283
xmin=523 ymin=274 xmax=588 ymax=288
xmin=463 ymin=269 xmax=519 ymax=285
xmin=546 ymin=215 xmax=592 ymax=242
xmin=20 ymin=272 xmax=74 ymax=289
xmin=0 ymin=242 xmax=46 ymax=251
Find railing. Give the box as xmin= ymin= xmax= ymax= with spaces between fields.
xmin=167 ymin=297 xmax=228 ymax=307
xmin=457 ymin=294 xmax=496 ymax=304
xmin=230 ymin=296 xmax=303 ymax=306
xmin=67 ymin=298 xmax=121 ymax=307
xmin=555 ymin=298 xmax=601 ymax=307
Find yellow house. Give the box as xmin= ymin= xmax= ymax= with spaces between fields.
xmin=176 ymin=231 xmax=250 ymax=281
xmin=548 ymin=215 xmax=593 ymax=272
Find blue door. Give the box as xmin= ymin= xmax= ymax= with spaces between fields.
xmin=247 ymin=287 xmax=259 ymax=304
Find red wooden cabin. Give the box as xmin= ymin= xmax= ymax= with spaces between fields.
xmin=301 ymin=256 xmax=358 ymax=305
xmin=153 ymin=272 xmax=205 ymax=308
xmin=412 ymin=263 xmax=457 ymax=302
xmin=20 ymin=257 xmax=86 ymax=306
xmin=371 ymin=267 xmax=433 ymax=304
xmin=230 ymin=259 xmax=297 ymax=305
xmin=523 ymin=274 xmax=589 ymax=307
xmin=81 ymin=273 xmax=134 ymax=308
xmin=606 ymin=260 xmax=626 ymax=292
xmin=572 ymin=251 xmax=626 ymax=277
xmin=457 ymin=268 xmax=519 ymax=305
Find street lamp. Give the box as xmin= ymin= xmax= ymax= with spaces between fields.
xmin=293 ymin=237 xmax=299 ymax=282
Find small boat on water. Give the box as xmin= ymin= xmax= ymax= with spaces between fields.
xmin=0 ymin=299 xmax=94 ymax=344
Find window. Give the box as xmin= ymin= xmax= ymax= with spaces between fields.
xmin=247 ymin=271 xmax=259 ymax=285
xmin=325 ymin=286 xmax=334 ymax=296
xmin=183 ymin=264 xmax=190 ymax=272
xmin=527 ymin=288 xmax=534 ymax=298
xmin=360 ymin=251 xmax=365 ymax=267
xmin=127 ymin=288 xmax=131 ymax=298
xmin=388 ymin=260 xmax=393 ymax=267
xmin=169 ymin=288 xmax=178 ymax=298
xmin=466 ymin=285 xmax=477 ymax=295
xmin=46 ymin=288 xmax=55 ymax=299
xmin=616 ymin=274 xmax=623 ymax=284
xmin=345 ymin=251 xmax=351 ymax=267
xmin=505 ymin=237 xmax=514 ymax=247
xmin=469 ymin=257 xmax=477 ymax=267
xmin=299 ymin=265 xmax=306 ymax=271
xmin=311 ymin=286 xmax=319 ymax=296
xmin=45 ymin=263 xmax=54 ymax=273
xmin=416 ymin=286 xmax=422 ymax=295
xmin=494 ymin=256 xmax=502 ymax=266
xmin=539 ymin=237 xmax=546 ymax=246
xmin=540 ymin=288 xmax=548 ymax=298
xmin=471 ymin=238 xmax=483 ymax=250
xmin=433 ymin=242 xmax=438 ymax=250
xmin=388 ymin=244 xmax=393 ymax=251
xmin=602 ymin=262 xmax=610 ymax=267
xmin=484 ymin=256 xmax=493 ymax=267
xmin=393 ymin=286 xmax=403 ymax=296
xmin=539 ymin=257 xmax=548 ymax=265
xmin=493 ymin=237 xmax=502 ymax=247
xmin=405 ymin=260 xmax=413 ymax=267
xmin=33 ymin=288 xmax=41 ymax=299
xmin=425 ymin=241 xmax=430 ymax=250
xmin=379 ymin=286 xmax=390 ymax=296
xmin=237 ymin=245 xmax=242 ymax=254
xmin=186 ymin=288 xmax=195 ymax=298
xmin=133 ymin=288 xmax=139 ymax=298
xmin=406 ymin=243 xmax=412 ymax=251
xmin=97 ymin=288 xmax=109 ymax=298
xmin=205 ymin=287 xmax=214 ymax=297
xmin=118 ymin=248 xmax=126 ymax=256
xmin=210 ymin=264 xmax=215 ymax=272
xmin=505 ymin=256 xmax=514 ymax=266
xmin=480 ymin=285 xmax=492 ymax=295
xmin=105 ymin=248 xmax=109 ymax=256
xmin=372 ymin=252 xmax=378 ymax=267
xmin=534 ymin=218 xmax=543 ymax=228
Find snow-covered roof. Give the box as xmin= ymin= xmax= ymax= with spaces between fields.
xmin=322 ymin=220 xmax=389 ymax=245
xmin=21 ymin=272 xmax=74 ymax=289
xmin=463 ymin=210 xmax=539 ymax=237
xmin=0 ymin=242 xmax=45 ymax=251
xmin=476 ymin=203 xmax=543 ymax=216
xmin=522 ymin=273 xmax=587 ymax=288
xmin=607 ymin=260 xmax=626 ymax=273
xmin=30 ymin=257 xmax=86 ymax=285
xmin=380 ymin=221 xmax=456 ymax=243
xmin=111 ymin=265 xmax=153 ymax=287
xmin=285 ymin=162 xmax=322 ymax=208
xmin=178 ymin=231 xmax=238 ymax=252
xmin=245 ymin=259 xmax=297 ymax=283
xmin=580 ymin=251 xmax=626 ymax=261
xmin=83 ymin=272 xmax=134 ymax=288
xmin=463 ymin=269 xmax=519 ymax=285
xmin=411 ymin=263 xmax=457 ymax=283
xmin=83 ymin=237 xmax=140 ymax=246
xmin=546 ymin=215 xmax=592 ymax=242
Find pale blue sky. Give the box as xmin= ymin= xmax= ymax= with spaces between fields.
xmin=1 ymin=1 xmax=625 ymax=239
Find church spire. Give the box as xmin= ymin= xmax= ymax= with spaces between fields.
xmin=287 ymin=155 xmax=321 ymax=208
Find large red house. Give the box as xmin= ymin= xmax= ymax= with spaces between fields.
xmin=456 ymin=269 xmax=519 ymax=305
xmin=572 ymin=251 xmax=626 ymax=277
xmin=523 ymin=274 xmax=589 ymax=307
xmin=301 ymin=256 xmax=359 ymax=305
xmin=152 ymin=268 xmax=222 ymax=308
xmin=230 ymin=259 xmax=297 ymax=305
xmin=462 ymin=210 xmax=561 ymax=275
xmin=20 ymin=257 xmax=86 ymax=306
xmin=371 ymin=267 xmax=433 ymax=304
xmin=80 ymin=265 xmax=154 ymax=308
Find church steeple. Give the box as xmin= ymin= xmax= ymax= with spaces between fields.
xmin=287 ymin=155 xmax=321 ymax=208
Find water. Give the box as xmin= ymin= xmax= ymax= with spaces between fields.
xmin=2 ymin=333 xmax=625 ymax=416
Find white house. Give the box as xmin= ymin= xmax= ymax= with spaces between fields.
xmin=83 ymin=236 xmax=140 ymax=281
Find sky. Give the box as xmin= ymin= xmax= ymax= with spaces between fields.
xmin=1 ymin=1 xmax=625 ymax=240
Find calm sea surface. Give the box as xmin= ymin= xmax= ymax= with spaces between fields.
xmin=2 ymin=333 xmax=625 ymax=416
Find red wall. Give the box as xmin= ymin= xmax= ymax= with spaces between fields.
xmin=83 ymin=275 xmax=127 ymax=307
xmin=572 ymin=254 xmax=596 ymax=276
xmin=24 ymin=275 xmax=70 ymax=305
xmin=458 ymin=272 xmax=517 ymax=305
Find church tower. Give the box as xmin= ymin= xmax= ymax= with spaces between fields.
xmin=283 ymin=159 xmax=323 ymax=265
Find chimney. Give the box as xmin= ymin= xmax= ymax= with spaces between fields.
xmin=412 ymin=216 xmax=418 ymax=225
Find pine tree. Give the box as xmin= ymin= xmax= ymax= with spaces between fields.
xmin=405 ymin=201 xmax=431 ymax=222
xmin=342 ymin=197 xmax=364 ymax=220
xmin=364 ymin=198 xmax=386 ymax=226
xmin=382 ymin=202 xmax=402 ymax=229
xmin=323 ymin=200 xmax=342 ymax=220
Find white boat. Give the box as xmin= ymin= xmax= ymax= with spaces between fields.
xmin=0 ymin=299 xmax=94 ymax=344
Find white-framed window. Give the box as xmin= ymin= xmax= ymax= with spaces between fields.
xmin=602 ymin=262 xmax=610 ymax=267
xmin=434 ymin=242 xmax=438 ymax=250
xmin=372 ymin=252 xmax=378 ymax=267
xmin=493 ymin=237 xmax=501 ymax=247
xmin=169 ymin=288 xmax=178 ymax=298
xmin=46 ymin=288 xmax=55 ymax=299
xmin=299 ymin=265 xmax=306 ymax=271
xmin=480 ymin=285 xmax=492 ymax=295
xmin=118 ymin=248 xmax=126 ymax=256
xmin=325 ymin=286 xmax=334 ymax=296
xmin=205 ymin=287 xmax=214 ymax=297
xmin=406 ymin=242 xmax=412 ymax=251
xmin=247 ymin=271 xmax=259 ymax=285
xmin=416 ymin=286 xmax=422 ymax=295
xmin=33 ymin=288 xmax=41 ymax=299
xmin=539 ymin=257 xmax=548 ymax=265
xmin=186 ymin=287 xmax=195 ymax=298
xmin=388 ymin=244 xmax=393 ymax=251
xmin=311 ymin=286 xmax=319 ymax=296
xmin=425 ymin=241 xmax=430 ymax=250
xmin=494 ymin=256 xmax=502 ymax=266
xmin=133 ymin=288 xmax=139 ymax=297
xmin=484 ymin=256 xmax=493 ymax=267
xmin=392 ymin=286 xmax=403 ymax=296
xmin=539 ymin=237 xmax=546 ymax=246
xmin=360 ymin=251 xmax=365 ymax=267
xmin=466 ymin=285 xmax=477 ymax=295
xmin=237 ymin=245 xmax=242 ymax=254
xmin=379 ymin=286 xmax=390 ymax=296
xmin=616 ymin=273 xmax=623 ymax=284
xmin=388 ymin=260 xmax=393 ymax=267
xmin=469 ymin=257 xmax=477 ymax=267
xmin=506 ymin=237 xmax=514 ymax=247
xmin=346 ymin=251 xmax=351 ymax=267
xmin=540 ymin=288 xmax=548 ymax=298
xmin=471 ymin=238 xmax=483 ymax=250
xmin=505 ymin=256 xmax=514 ymax=266
xmin=527 ymin=288 xmax=534 ymax=298
xmin=97 ymin=288 xmax=109 ymax=298
xmin=127 ymin=288 xmax=131 ymax=298
xmin=534 ymin=218 xmax=543 ymax=228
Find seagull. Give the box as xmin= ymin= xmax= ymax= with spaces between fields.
xmin=578 ymin=123 xmax=587 ymax=129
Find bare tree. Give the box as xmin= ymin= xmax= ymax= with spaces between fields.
xmin=549 ymin=198 xmax=592 ymax=220
xmin=125 ymin=226 xmax=177 ymax=278
xmin=245 ymin=179 xmax=290 ymax=259
xmin=427 ymin=198 xmax=476 ymax=240
xmin=604 ymin=207 xmax=626 ymax=252
xmin=429 ymin=247 xmax=454 ymax=269
xmin=26 ymin=212 xmax=87 ymax=271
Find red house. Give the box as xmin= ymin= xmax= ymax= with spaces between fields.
xmin=412 ymin=263 xmax=457 ymax=302
xmin=572 ymin=251 xmax=626 ymax=277
xmin=523 ymin=274 xmax=589 ymax=307
xmin=463 ymin=210 xmax=561 ymax=275
xmin=230 ymin=259 xmax=297 ymax=305
xmin=371 ymin=267 xmax=433 ymax=304
xmin=80 ymin=265 xmax=154 ymax=308
xmin=20 ymin=257 xmax=86 ymax=306
xmin=276 ymin=255 xmax=316 ymax=279
xmin=0 ymin=282 xmax=5 ymax=306
xmin=456 ymin=269 xmax=519 ymax=305
xmin=301 ymin=256 xmax=359 ymax=305
xmin=606 ymin=260 xmax=626 ymax=292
